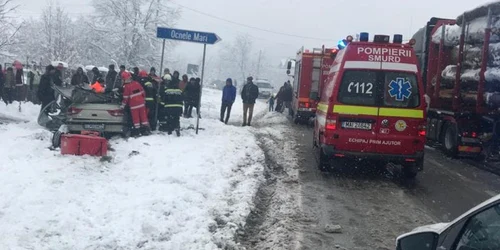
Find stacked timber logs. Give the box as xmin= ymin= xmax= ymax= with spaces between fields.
xmin=429 ymin=1 xmax=500 ymax=108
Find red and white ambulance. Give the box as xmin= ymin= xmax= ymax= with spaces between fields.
xmin=313 ymin=33 xmax=427 ymax=178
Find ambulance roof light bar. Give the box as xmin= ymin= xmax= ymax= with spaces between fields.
xmin=373 ymin=35 xmax=390 ymax=43
xmin=393 ymin=34 xmax=403 ymax=44
xmin=359 ymin=32 xmax=369 ymax=42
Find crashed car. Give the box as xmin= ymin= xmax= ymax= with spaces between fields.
xmin=38 ymin=85 xmax=129 ymax=147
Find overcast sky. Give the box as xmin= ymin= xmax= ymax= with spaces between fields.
xmin=14 ymin=0 xmax=493 ymax=65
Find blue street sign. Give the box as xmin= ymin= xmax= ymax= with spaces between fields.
xmin=156 ymin=27 xmax=221 ymax=45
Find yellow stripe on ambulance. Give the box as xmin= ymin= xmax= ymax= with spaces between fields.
xmin=332 ymin=105 xmax=423 ymax=118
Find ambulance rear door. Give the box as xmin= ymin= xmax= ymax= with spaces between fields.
xmin=376 ymin=71 xmax=425 ymax=155
xmin=334 ymin=69 xmax=380 ymax=154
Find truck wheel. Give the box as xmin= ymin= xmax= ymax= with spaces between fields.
xmin=443 ymin=124 xmax=459 ymax=157
xmin=402 ymin=161 xmax=422 ymax=179
xmin=52 ymin=131 xmax=62 ymax=148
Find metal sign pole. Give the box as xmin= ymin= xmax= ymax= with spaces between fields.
xmin=155 ymin=39 xmax=166 ymax=130
xmin=196 ymin=43 xmax=207 ymax=134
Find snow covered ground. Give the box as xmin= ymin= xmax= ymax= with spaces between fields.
xmin=0 ymin=88 xmax=278 ymax=249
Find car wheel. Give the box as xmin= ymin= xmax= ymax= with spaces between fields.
xmin=122 ymin=128 xmax=131 ymax=138
xmin=443 ymin=123 xmax=459 ymax=157
xmin=52 ymin=131 xmax=63 ymax=148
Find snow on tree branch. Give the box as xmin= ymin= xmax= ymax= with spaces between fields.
xmin=6 ymin=0 xmax=180 ymax=68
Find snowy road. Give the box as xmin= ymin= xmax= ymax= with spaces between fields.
xmin=3 ymin=96 xmax=500 ymax=249
xmin=238 ymin=118 xmax=500 ymax=250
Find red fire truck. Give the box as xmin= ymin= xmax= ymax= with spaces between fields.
xmin=411 ymin=3 xmax=500 ymax=159
xmin=286 ymin=46 xmax=337 ymax=124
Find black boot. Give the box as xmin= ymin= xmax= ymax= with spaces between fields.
xmin=175 ymin=128 xmax=180 ymax=137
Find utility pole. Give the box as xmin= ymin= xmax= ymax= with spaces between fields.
xmin=256 ymin=50 xmax=262 ymax=78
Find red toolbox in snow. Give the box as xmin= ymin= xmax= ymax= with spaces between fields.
xmin=60 ymin=134 xmax=108 ymax=156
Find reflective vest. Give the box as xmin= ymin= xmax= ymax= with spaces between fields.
xmin=162 ymin=88 xmax=183 ymax=108
xmin=144 ymin=81 xmax=156 ymax=102
xmin=90 ymin=82 xmax=105 ymax=93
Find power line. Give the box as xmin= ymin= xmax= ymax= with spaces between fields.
xmin=170 ymin=1 xmax=336 ymax=42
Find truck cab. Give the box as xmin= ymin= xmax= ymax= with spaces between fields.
xmin=313 ymin=33 xmax=427 ymax=178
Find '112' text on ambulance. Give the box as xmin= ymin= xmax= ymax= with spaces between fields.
xmin=357 ymin=47 xmax=412 ymax=63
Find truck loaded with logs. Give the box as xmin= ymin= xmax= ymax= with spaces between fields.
xmin=412 ymin=1 xmax=500 ymax=160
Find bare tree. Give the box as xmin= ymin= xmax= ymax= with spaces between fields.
xmin=90 ymin=0 xmax=180 ymax=67
xmin=0 ymin=0 xmax=21 ymax=58
xmin=232 ymin=34 xmax=252 ymax=80
xmin=12 ymin=2 xmax=80 ymax=65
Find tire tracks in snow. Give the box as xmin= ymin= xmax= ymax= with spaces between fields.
xmin=236 ymin=112 xmax=302 ymax=250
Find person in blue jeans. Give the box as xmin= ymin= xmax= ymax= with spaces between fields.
xmin=221 ymin=78 xmax=237 ymax=124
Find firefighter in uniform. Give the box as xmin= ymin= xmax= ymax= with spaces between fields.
xmin=160 ymin=74 xmax=183 ymax=136
xmin=138 ymin=70 xmax=158 ymax=131
xmin=121 ymin=71 xmax=151 ymax=136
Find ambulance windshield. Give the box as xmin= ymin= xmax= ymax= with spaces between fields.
xmin=338 ymin=70 xmax=420 ymax=108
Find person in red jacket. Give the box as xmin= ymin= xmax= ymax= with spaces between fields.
xmin=121 ymin=71 xmax=151 ymax=136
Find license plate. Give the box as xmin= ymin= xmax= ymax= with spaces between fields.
xmin=83 ymin=124 xmax=105 ymax=130
xmin=341 ymin=121 xmax=372 ymax=130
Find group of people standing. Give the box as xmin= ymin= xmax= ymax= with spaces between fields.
xmin=267 ymin=81 xmax=293 ymax=115
xmin=0 ymin=61 xmax=36 ymax=110
xmin=220 ymin=76 xmax=260 ymax=126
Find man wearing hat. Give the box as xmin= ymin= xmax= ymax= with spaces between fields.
xmin=240 ymin=76 xmax=259 ymax=126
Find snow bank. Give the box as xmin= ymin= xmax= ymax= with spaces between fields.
xmin=0 ymin=101 xmax=39 ymax=123
xmin=0 ymin=88 xmax=273 ymax=249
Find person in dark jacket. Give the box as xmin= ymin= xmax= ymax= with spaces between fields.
xmin=3 ymin=67 xmax=15 ymax=105
xmin=192 ymin=77 xmax=201 ymax=118
xmin=275 ymin=85 xmax=285 ymax=113
xmin=183 ymin=77 xmax=195 ymax=118
xmin=90 ymin=67 xmax=101 ymax=84
xmin=105 ymin=64 xmax=118 ymax=92
xmin=15 ymin=68 xmax=25 ymax=102
xmin=282 ymin=81 xmax=294 ymax=116
xmin=149 ymin=67 xmax=157 ymax=78
xmin=38 ymin=65 xmax=56 ymax=114
xmin=160 ymin=74 xmax=183 ymax=136
xmin=70 ymin=67 xmax=89 ymax=86
xmin=114 ymin=65 xmax=126 ymax=90
xmin=53 ymin=64 xmax=64 ymax=87
xmin=132 ymin=67 xmax=140 ymax=81
xmin=138 ymin=70 xmax=158 ymax=130
xmin=266 ymin=94 xmax=275 ymax=112
xmin=220 ymin=78 xmax=236 ymax=124
xmin=240 ymin=76 xmax=259 ymax=126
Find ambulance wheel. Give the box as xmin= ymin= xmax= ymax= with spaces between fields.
xmin=402 ymin=162 xmax=421 ymax=179
xmin=52 ymin=131 xmax=63 ymax=148
xmin=443 ymin=123 xmax=459 ymax=157
xmin=316 ymin=146 xmax=330 ymax=172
